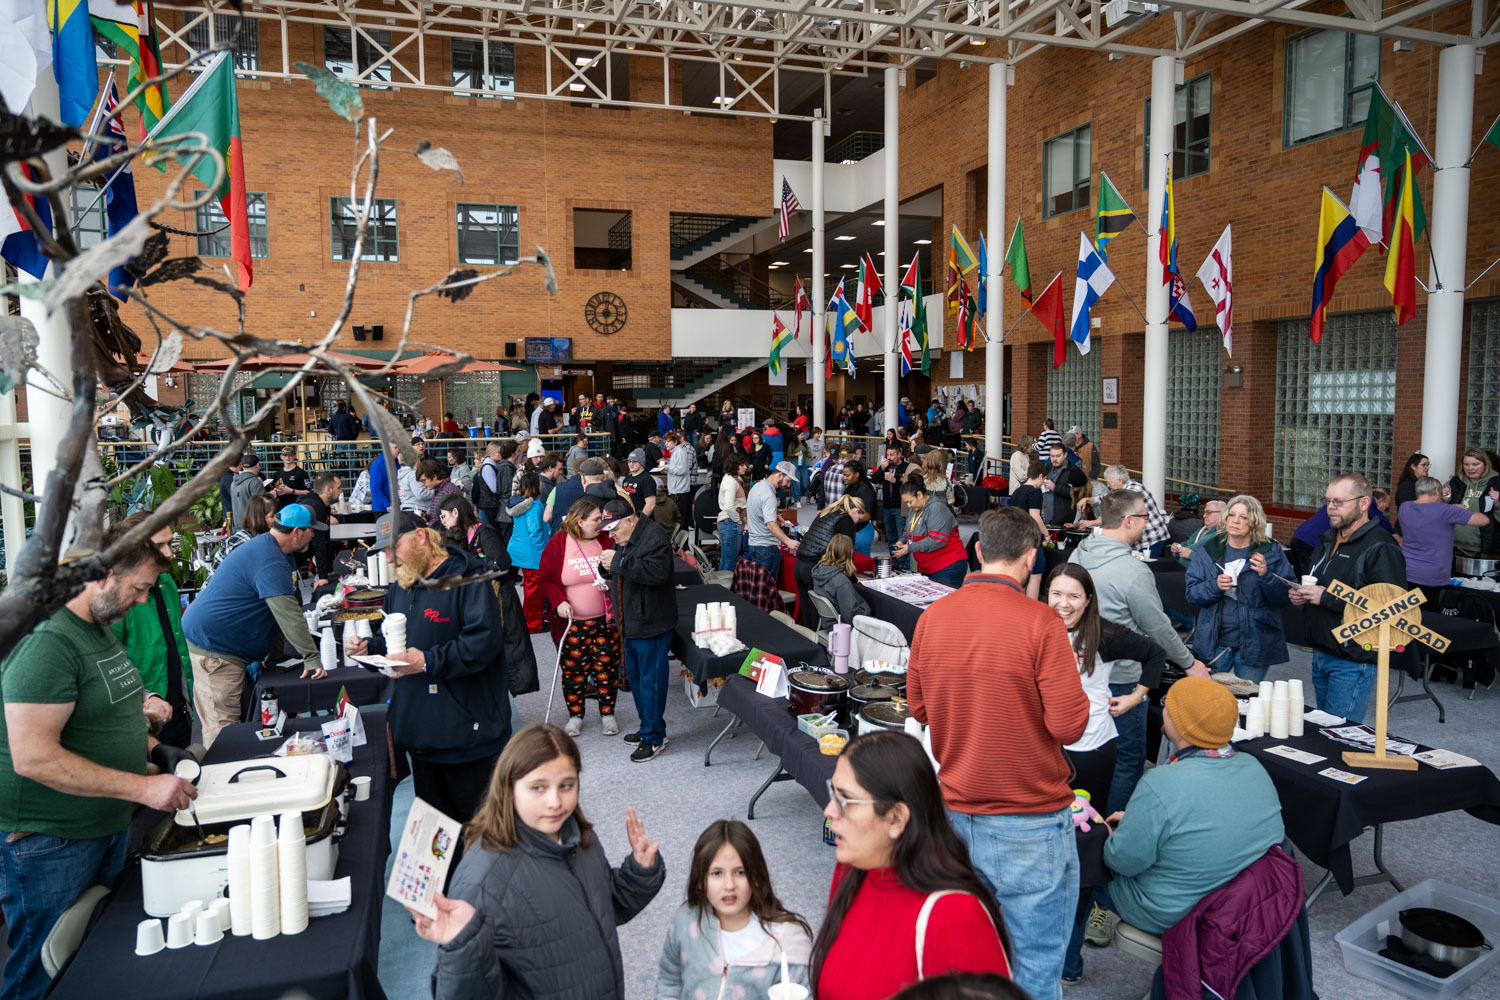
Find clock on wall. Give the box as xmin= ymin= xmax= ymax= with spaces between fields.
xmin=584 ymin=291 xmax=627 ymax=335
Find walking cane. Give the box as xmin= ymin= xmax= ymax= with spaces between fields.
xmin=544 ymin=610 xmax=573 ymax=725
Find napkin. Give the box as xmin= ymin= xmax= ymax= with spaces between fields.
xmin=307 ymin=877 xmax=352 ymax=918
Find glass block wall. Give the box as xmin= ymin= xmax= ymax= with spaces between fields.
xmin=1464 ymin=300 xmax=1500 ymax=449
xmin=1167 ymin=327 xmax=1222 ymax=487
xmin=1046 ymin=347 xmax=1102 ymax=441
xmin=446 ymin=374 xmax=502 ymax=427
xmin=1274 ymin=312 xmax=1397 ymax=506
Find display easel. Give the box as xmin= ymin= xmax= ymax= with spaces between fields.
xmin=1327 ymin=580 xmax=1450 ymax=771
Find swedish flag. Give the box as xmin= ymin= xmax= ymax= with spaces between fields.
xmin=48 ymin=0 xmax=98 ymax=126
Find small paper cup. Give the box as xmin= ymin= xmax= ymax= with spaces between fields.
xmin=180 ymin=900 xmax=203 ymax=922
xmin=351 ymin=775 xmax=372 ymax=802
xmin=210 ymin=898 xmax=232 ymax=932
xmin=1300 ymin=575 xmax=1318 ymax=587
xmin=768 ymin=985 xmax=809 ymax=1000
xmin=194 ymin=909 xmax=224 ymax=946
xmin=165 ymin=912 xmax=194 ymax=949
xmin=135 ymin=918 xmax=166 ymax=957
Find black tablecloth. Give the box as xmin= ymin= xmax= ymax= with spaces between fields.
xmin=249 ymin=662 xmax=395 ymax=721
xmin=673 ymin=555 xmax=703 ymax=587
xmin=716 ymin=673 xmax=835 ymax=808
xmin=855 ymin=582 xmax=924 ymax=641
xmin=1280 ymin=605 xmax=1496 ymax=679
xmin=1149 ymin=560 xmax=1193 ymax=617
xmin=54 ymin=716 xmax=397 ymax=1000
xmin=673 ymin=585 xmax=828 ymax=684
xmin=1241 ymin=730 xmax=1500 ymax=894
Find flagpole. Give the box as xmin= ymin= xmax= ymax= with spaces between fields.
xmin=1115 ymin=279 xmax=1150 ymax=326
xmin=1100 ymin=170 xmax=1150 ymax=236
xmin=1463 ymin=113 xmax=1500 ymax=165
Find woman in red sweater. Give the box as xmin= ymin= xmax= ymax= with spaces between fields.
xmin=813 ymin=732 xmax=1012 ymax=999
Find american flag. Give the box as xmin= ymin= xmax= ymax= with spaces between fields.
xmin=778 ymin=176 xmax=799 ymax=242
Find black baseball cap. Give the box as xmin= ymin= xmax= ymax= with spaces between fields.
xmin=600 ymin=498 xmax=636 ymax=532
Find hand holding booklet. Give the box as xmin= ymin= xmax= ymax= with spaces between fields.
xmin=387 ymin=797 xmax=461 ymax=919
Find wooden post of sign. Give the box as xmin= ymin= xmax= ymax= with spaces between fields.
xmin=1352 ymin=620 xmax=1415 ymax=770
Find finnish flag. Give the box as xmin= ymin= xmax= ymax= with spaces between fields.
xmin=1069 ymin=233 xmax=1115 ymax=356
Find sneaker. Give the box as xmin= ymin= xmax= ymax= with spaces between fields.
xmin=564 ymin=717 xmax=583 ymax=737
xmin=623 ymin=732 xmax=642 ymax=745
xmin=1061 ymin=974 xmax=1082 ymax=986
xmin=630 ymin=739 xmax=668 ymax=763
xmin=601 ymin=716 xmax=619 ymax=736
xmin=1084 ymin=902 xmax=1113 ymax=947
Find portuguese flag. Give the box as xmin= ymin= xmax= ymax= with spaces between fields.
xmin=149 ymin=51 xmax=252 ymax=289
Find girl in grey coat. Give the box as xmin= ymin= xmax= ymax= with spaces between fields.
xmin=414 ymin=723 xmax=666 ymax=1000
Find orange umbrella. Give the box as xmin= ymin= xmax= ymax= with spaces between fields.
xmin=133 ymin=352 xmax=193 ymax=374
xmin=390 ymin=353 xmax=522 ymax=375
xmin=192 ymin=350 xmax=390 ymax=371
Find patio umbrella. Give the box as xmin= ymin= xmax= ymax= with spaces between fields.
xmin=191 ymin=352 xmax=389 ymax=437
xmin=389 ymin=354 xmax=522 ymax=426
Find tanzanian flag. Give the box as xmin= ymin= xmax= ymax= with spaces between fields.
xmin=1094 ymin=171 xmax=1136 ymax=259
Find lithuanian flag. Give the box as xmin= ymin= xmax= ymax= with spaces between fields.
xmin=1382 ymin=149 xmax=1417 ymax=326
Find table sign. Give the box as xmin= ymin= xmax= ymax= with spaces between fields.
xmin=1327 ymin=580 xmax=1450 ymax=772
xmin=740 ymin=648 xmax=788 ymax=697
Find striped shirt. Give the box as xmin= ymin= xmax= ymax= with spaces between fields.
xmin=1124 ymin=479 xmax=1171 ymax=553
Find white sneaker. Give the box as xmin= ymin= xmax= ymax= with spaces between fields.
xmin=564 ymin=717 xmax=583 ymax=737
xmin=601 ymin=716 xmax=619 ymax=736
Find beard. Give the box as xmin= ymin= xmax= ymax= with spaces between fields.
xmin=89 ymin=585 xmax=139 ymax=626
xmin=394 ymin=542 xmax=433 ymax=588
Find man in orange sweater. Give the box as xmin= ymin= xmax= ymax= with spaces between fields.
xmin=908 ymin=507 xmax=1090 ymax=1000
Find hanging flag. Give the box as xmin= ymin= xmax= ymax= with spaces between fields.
xmin=1094 ymin=171 xmax=1136 ymax=259
xmin=1383 ymin=149 xmax=1418 ymax=326
xmin=1026 ymin=272 xmax=1066 ymax=370
xmin=792 ymin=276 xmax=811 ymax=340
xmin=1 ymin=0 xmax=52 ymax=116
xmin=950 ymin=224 xmax=978 ymax=274
xmin=822 ymin=325 xmax=833 ymax=379
xmin=1069 ymin=233 xmax=1115 ymax=356
xmin=89 ymin=0 xmax=170 ymax=136
xmin=1004 ymin=218 xmax=1032 ymax=302
xmin=955 ymin=275 xmax=978 ymax=351
xmin=1158 ymin=170 xmax=1197 ymax=331
xmin=976 ymin=231 xmax=988 ymax=318
xmin=87 ymin=80 xmax=141 ymax=299
xmin=778 ymin=176 xmax=800 ymax=242
xmin=148 ymin=51 xmax=252 ymax=288
xmin=855 ymin=252 xmax=882 ymax=331
xmin=898 ymin=298 xmax=913 ymax=376
xmin=828 ymin=278 xmax=860 ymax=373
xmin=1194 ymin=224 xmax=1234 ymax=355
xmin=903 ymin=253 xmax=930 ymax=375
xmin=0 ymin=162 xmax=55 ymax=279
xmin=768 ymin=314 xmax=793 ymax=375
xmin=47 ymin=0 xmax=98 ymax=125
xmin=1350 ymin=86 xmax=1430 ymax=247
xmin=1310 ymin=187 xmax=1371 ymax=343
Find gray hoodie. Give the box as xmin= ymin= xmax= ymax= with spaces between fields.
xmin=1068 ymin=533 xmax=1193 ymax=684
xmin=229 ymin=469 xmax=265 ymax=530
xmin=811 ymin=563 xmax=870 ymax=628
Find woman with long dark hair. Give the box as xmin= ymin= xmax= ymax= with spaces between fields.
xmin=438 ymin=493 xmax=510 ymax=577
xmin=1394 ymin=452 xmax=1429 ymax=510
xmin=893 ymin=475 xmax=967 ymax=588
xmin=814 ymin=731 xmax=1011 ymax=999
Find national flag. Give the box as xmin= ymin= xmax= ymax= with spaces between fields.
xmin=1158 ymin=170 xmax=1197 ymax=331
xmin=1350 ymin=86 xmax=1429 ymax=247
xmin=828 ymin=279 xmax=860 ymax=373
xmin=87 ymin=80 xmax=141 ymax=299
xmin=1 ymin=0 xmax=52 ymax=116
xmin=1004 ymin=218 xmax=1032 ymax=302
xmin=1484 ymin=114 xmax=1500 ymax=152
xmin=950 ymin=224 xmax=978 ymax=274
xmin=976 ymin=231 xmax=988 ymax=318
xmin=0 ymin=162 xmax=55 ymax=279
xmin=778 ymin=176 xmax=799 ymax=242
xmin=768 ymin=314 xmax=793 ymax=375
xmin=955 ymin=275 xmax=978 ymax=351
xmin=898 ymin=299 xmax=913 ymax=376
xmin=148 ymin=51 xmax=252 ymax=288
xmin=1094 ymin=171 xmax=1136 ymax=259
xmin=1383 ymin=149 xmax=1418 ymax=326
xmin=904 ymin=253 xmax=930 ymax=375
xmin=1310 ymin=187 xmax=1371 ymax=343
xmin=855 ymin=252 xmax=881 ymax=331
xmin=822 ymin=325 xmax=833 ymax=379
xmin=1069 ymin=233 xmax=1115 ymax=356
xmin=47 ymin=0 xmax=98 ymax=125
xmin=792 ymin=276 xmax=811 ymax=340
xmin=1194 ymin=224 xmax=1234 ymax=355
xmin=89 ymin=0 xmax=170 ymax=136
xmin=1026 ymin=272 xmax=1066 ymax=370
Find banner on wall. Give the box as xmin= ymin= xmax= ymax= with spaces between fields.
xmin=737 ymin=408 xmax=757 ymax=432
xmin=950 ymin=350 xmax=963 ymax=378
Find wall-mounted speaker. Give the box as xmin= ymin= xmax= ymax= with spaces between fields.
xmin=504 ymin=343 xmax=517 ymax=358
xmin=371 ymin=325 xmax=384 ymax=341
xmin=352 ymin=325 xmax=367 ymax=341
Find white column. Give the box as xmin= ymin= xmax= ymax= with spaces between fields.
xmin=0 ymin=393 xmax=24 ymax=574
xmin=883 ymin=66 xmax=900 ymax=434
xmin=1141 ymin=56 xmax=1176 ymax=502
xmin=811 ymin=110 xmax=827 ymax=431
xmin=985 ymin=63 xmax=1006 ymax=461
xmin=1421 ymin=43 xmax=1475 ymax=479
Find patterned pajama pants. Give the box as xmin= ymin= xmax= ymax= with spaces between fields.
xmin=559 ymin=616 xmax=621 ymax=718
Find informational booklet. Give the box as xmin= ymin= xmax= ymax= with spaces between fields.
xmin=1413 ymin=749 xmax=1481 ymax=770
xmin=1319 ymin=724 xmax=1418 ymax=756
xmin=1317 ymin=767 xmax=1368 ymax=785
xmin=351 ymin=654 xmax=407 ymax=678
xmin=1263 ymin=744 xmax=1326 ymax=766
xmin=386 ymin=797 xmax=461 ymax=919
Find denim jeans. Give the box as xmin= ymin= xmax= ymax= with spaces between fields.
xmin=796 ymin=464 xmax=812 ymax=497
xmin=745 ymin=544 xmax=781 ymax=581
xmin=716 ymin=520 xmax=743 ymax=572
xmin=1311 ymin=651 xmax=1377 ymax=723
xmin=1213 ymin=645 xmax=1270 ymax=685
xmin=623 ymin=631 xmax=673 ymax=746
xmin=948 ymin=806 xmax=1078 ymax=1000
xmin=0 ymin=829 xmax=129 ymax=1000
xmin=926 ymin=561 xmax=968 ymax=589
xmin=1107 ymin=681 xmax=1147 ymax=815
xmin=883 ymin=508 xmax=910 ymax=571
xmin=853 ymin=521 xmax=874 ymax=557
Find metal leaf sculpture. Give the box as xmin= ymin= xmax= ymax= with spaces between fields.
xmin=124 ymin=230 xmax=172 ymax=280
xmin=43 ymin=213 xmax=154 ymax=313
xmin=138 ymin=256 xmax=205 ymax=287
xmin=0 ymin=315 xmax=39 ymax=392
xmin=293 ymin=62 xmax=365 ymax=123
xmin=0 ymin=108 xmax=79 ymax=163
xmin=436 ymin=268 xmax=479 ymax=303
xmin=415 ymin=141 xmax=464 ymax=183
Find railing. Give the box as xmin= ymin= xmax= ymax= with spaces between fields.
xmin=820 ymin=130 xmax=885 ymax=164
xmin=669 ymin=214 xmax=756 ymax=252
xmin=606 ymin=213 xmax=633 ymax=269
xmin=683 ymin=259 xmax=794 ymax=310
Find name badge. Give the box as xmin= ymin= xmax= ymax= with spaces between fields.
xmin=428 ymin=684 xmax=438 ymax=695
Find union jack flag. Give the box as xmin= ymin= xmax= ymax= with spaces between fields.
xmin=778 ymin=176 xmax=800 ymax=242
xmin=899 ymin=299 xmax=914 ymax=375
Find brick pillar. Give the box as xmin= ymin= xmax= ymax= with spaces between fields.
xmin=1218 ymin=319 xmax=1279 ymax=501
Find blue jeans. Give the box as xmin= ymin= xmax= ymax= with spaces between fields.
xmin=926 ymin=561 xmax=968 ymax=589
xmin=1311 ymin=651 xmax=1377 ymax=723
xmin=853 ymin=521 xmax=874 ymax=557
xmin=883 ymin=509 xmax=910 ymax=571
xmin=948 ymin=806 xmax=1078 ymax=1000
xmin=1214 ymin=645 xmax=1269 ymax=685
xmin=796 ymin=464 xmax=812 ymax=497
xmin=1107 ymin=681 xmax=1147 ymax=815
xmin=0 ymin=829 xmax=128 ymax=1000
xmin=1063 ymin=884 xmax=1119 ymax=981
xmin=716 ymin=520 xmax=743 ymax=572
xmin=623 ymin=631 xmax=672 ymax=746
xmin=745 ymin=544 xmax=781 ymax=581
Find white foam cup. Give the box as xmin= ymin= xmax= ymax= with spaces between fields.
xmin=194 ymin=909 xmax=223 ymax=946
xmin=352 ymin=775 xmax=372 ymax=802
xmin=135 ymin=918 xmax=166 ymax=956
xmin=165 ymin=912 xmax=194 ymax=949
xmin=767 ymin=986 xmax=809 ymax=1000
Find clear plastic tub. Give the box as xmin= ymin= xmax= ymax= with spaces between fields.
xmin=1335 ymin=879 xmax=1500 ymax=1000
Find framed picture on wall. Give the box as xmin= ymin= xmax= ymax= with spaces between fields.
xmin=1102 ymin=378 xmax=1119 ymax=405
xmin=771 ymin=393 xmax=788 ymax=411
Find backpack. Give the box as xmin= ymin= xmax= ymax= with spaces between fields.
xmin=472 ymin=457 xmax=499 ymax=510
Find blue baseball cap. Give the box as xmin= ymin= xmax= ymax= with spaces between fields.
xmin=276 ymin=504 xmax=327 ymax=531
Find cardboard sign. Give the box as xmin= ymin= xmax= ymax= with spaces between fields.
xmin=739 ymin=648 xmax=789 ymax=698
xmin=1332 ymin=590 xmax=1427 ymax=644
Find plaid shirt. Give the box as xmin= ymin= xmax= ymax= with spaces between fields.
xmin=731 ymin=557 xmax=786 ymax=616
xmin=822 ymin=460 xmax=848 ymax=504
xmin=426 ymin=478 xmax=464 ymax=526
xmin=1125 ymin=479 xmax=1170 ymax=553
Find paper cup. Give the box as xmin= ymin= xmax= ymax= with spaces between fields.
xmin=180 ymin=900 xmax=203 ymax=924
xmin=135 ymin=918 xmax=166 ymax=957
xmin=210 ymin=898 xmax=232 ymax=932
xmin=351 ymin=775 xmax=372 ymax=802
xmin=1300 ymin=575 xmax=1318 ymax=587
xmin=768 ymin=985 xmax=809 ymax=1000
xmin=165 ymin=912 xmax=194 ymax=949
xmin=194 ymin=909 xmax=224 ymax=946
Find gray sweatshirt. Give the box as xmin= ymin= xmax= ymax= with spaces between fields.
xmin=1068 ymin=533 xmax=1193 ymax=683
xmin=811 ymin=564 xmax=870 ymax=628
xmin=229 ymin=469 xmax=266 ymax=530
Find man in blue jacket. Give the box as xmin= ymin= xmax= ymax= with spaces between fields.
xmin=368 ymin=442 xmax=400 ymax=514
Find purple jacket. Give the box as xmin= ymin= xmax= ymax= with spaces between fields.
xmin=1161 ymin=846 xmax=1302 ymax=1000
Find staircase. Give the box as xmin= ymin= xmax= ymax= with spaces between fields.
xmin=670 ymin=214 xmax=780 ymax=269
xmin=671 ymin=271 xmax=740 ymax=310
xmin=629 ymin=357 xmax=769 ymax=408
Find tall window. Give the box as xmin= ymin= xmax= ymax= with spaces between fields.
xmin=1043 ymin=125 xmax=1091 ymax=218
xmin=1274 ymin=312 xmax=1396 ymax=506
xmin=451 ymin=39 xmax=515 ymax=98
xmin=69 ymin=187 xmax=107 ymax=249
xmin=196 ymin=192 xmax=269 ymax=258
xmin=1465 ymin=301 xmax=1500 ymax=448
xmin=324 ymin=26 xmax=393 ymax=89
xmin=1285 ymin=27 xmax=1379 ymax=146
xmin=1144 ymin=73 xmax=1211 ymax=184
xmin=184 ymin=14 xmax=259 ymax=70
xmin=1167 ymin=327 xmax=1222 ymax=487
xmin=1046 ymin=345 xmax=1101 ymax=442
xmin=330 ymin=197 xmax=398 ymax=261
xmin=456 ymin=204 xmax=519 ymax=265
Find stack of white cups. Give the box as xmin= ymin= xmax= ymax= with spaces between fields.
xmin=248 ymin=814 xmax=281 ymax=940
xmin=227 ymin=824 xmax=253 ymax=936
xmin=707 ymin=603 xmax=724 ymax=632
xmin=382 ymin=613 xmax=407 ymax=656
xmin=319 ymin=626 xmax=339 ymax=673
xmin=723 ymin=604 xmax=737 ymax=636
xmin=1288 ymin=679 xmax=1306 ymax=736
xmin=1269 ymin=680 xmax=1291 ymax=739
xmin=278 ymin=812 xmax=309 ymax=935
xmin=355 ymin=618 xmax=373 ymax=641
xmin=1244 ymin=697 xmax=1265 ymax=738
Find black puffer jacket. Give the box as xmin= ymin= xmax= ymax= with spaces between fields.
xmin=434 ymin=817 xmax=665 ymax=1000
xmin=605 ymin=516 xmax=676 ymax=638
xmin=796 ymin=511 xmax=855 ymax=567
xmin=1302 ymin=519 xmax=1408 ymax=663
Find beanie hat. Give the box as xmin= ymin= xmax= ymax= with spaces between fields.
xmin=1163 ymin=676 xmax=1237 ymax=749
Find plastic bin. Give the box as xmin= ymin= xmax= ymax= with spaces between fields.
xmin=1335 ymin=879 xmax=1500 ymax=1000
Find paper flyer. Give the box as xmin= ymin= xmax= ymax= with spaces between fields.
xmin=1317 ymin=767 xmax=1368 ymax=785
xmin=1413 ymin=749 xmax=1481 ymax=770
xmin=386 ymin=797 xmax=462 ymax=919
xmin=1263 ymin=745 xmax=1325 ymax=766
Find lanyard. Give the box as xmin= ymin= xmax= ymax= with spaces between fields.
xmin=1170 ymin=744 xmax=1237 ymax=763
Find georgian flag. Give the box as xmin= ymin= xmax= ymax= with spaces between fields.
xmin=1195 ymin=224 xmax=1234 ymax=356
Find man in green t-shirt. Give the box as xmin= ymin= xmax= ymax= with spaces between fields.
xmin=0 ymin=529 xmax=198 ymax=1000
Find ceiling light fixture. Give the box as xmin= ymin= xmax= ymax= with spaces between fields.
xmin=772 ymin=261 xmax=790 ymax=266
xmin=841 ymin=263 xmax=856 ymax=268
xmin=872 ymin=220 xmax=885 ymax=226
xmin=834 ymin=234 xmax=855 ymax=241
xmin=569 ymin=82 xmax=586 ymax=91
xmin=914 ymin=238 xmax=932 ymax=245
xmin=803 ymin=248 xmax=815 ymax=253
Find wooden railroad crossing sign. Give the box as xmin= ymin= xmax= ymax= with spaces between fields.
xmin=1326 ymin=580 xmax=1450 ymax=771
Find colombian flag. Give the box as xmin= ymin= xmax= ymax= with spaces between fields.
xmin=1310 ymin=188 xmax=1370 ymax=343
xmin=1382 ymin=149 xmax=1418 ymax=327
xmin=48 ymin=0 xmax=98 ymax=125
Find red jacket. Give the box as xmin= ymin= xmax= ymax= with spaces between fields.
xmin=1161 ymin=846 xmax=1303 ymax=1000
xmin=536 ymin=530 xmax=613 ymax=647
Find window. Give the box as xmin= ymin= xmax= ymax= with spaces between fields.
xmin=1046 ymin=344 xmax=1101 ymax=443
xmin=184 ymin=15 xmax=259 ymax=70
xmin=196 ymin=192 xmax=269 ymax=259
xmin=1144 ymin=73 xmax=1211 ymax=184
xmin=324 ymin=26 xmax=393 ymax=89
xmin=451 ymin=39 xmax=515 ymax=98
xmin=1274 ymin=312 xmax=1396 ymax=506
xmin=330 ymin=197 xmax=398 ymax=261
xmin=1043 ymin=125 xmax=1091 ymax=218
xmin=69 ymin=187 xmax=107 ymax=250
xmin=1167 ymin=327 xmax=1221 ymax=487
xmin=573 ymin=208 xmax=631 ymax=270
xmin=1285 ymin=27 xmax=1379 ymax=146
xmin=456 ymin=204 xmax=519 ymax=265
xmin=1465 ymin=301 xmax=1500 ymax=448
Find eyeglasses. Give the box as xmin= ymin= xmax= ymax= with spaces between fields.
xmin=824 ymin=779 xmax=882 ymax=818
xmin=1325 ymin=495 xmax=1368 ymax=508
